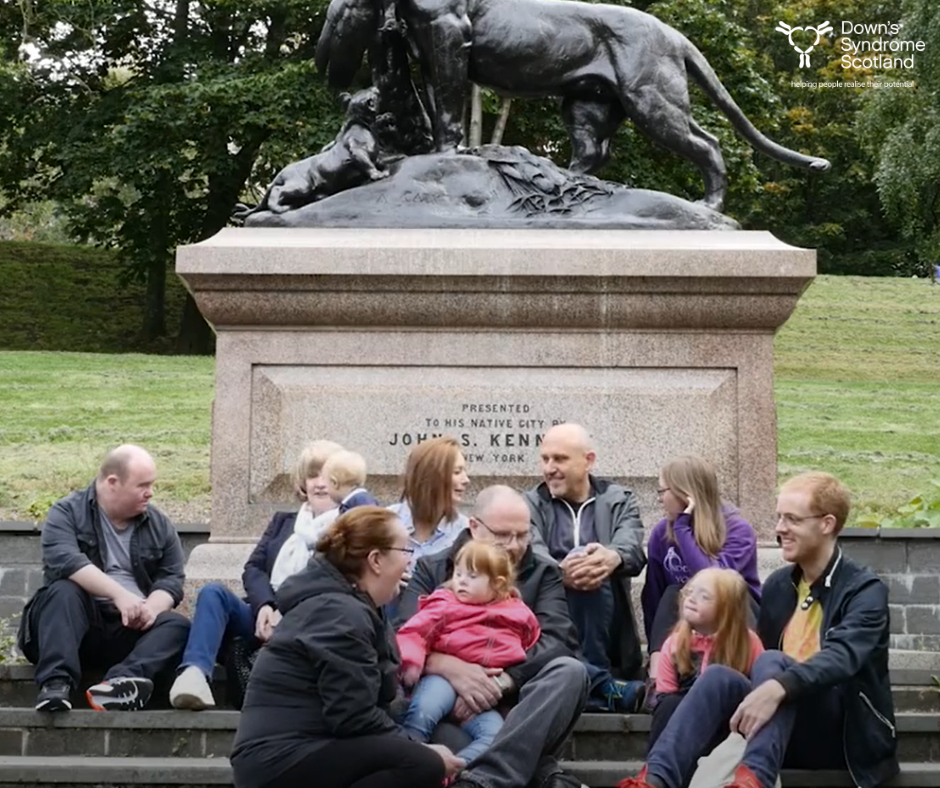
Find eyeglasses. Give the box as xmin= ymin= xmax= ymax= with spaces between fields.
xmin=386 ymin=546 xmax=416 ymax=555
xmin=474 ymin=517 xmax=530 ymax=546
xmin=776 ymin=513 xmax=826 ymax=527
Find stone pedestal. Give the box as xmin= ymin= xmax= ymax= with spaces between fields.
xmin=175 ymin=227 xmax=815 ymax=590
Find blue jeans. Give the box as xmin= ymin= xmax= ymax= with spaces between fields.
xmin=647 ymin=664 xmax=751 ymax=788
xmin=402 ymin=675 xmax=504 ymax=764
xmin=741 ymin=651 xmax=845 ymax=787
xmin=565 ymin=580 xmax=615 ymax=691
xmin=180 ymin=582 xmax=256 ymax=676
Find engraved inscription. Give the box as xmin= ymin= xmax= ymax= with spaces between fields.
xmin=386 ymin=403 xmax=564 ymax=465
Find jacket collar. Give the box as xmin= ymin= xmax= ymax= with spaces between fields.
xmin=790 ymin=544 xmax=843 ymax=605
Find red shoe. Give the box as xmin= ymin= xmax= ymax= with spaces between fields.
xmin=614 ymin=766 xmax=654 ymax=788
xmin=728 ymin=764 xmax=763 ymax=788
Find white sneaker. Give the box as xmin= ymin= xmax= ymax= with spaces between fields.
xmin=169 ymin=666 xmax=216 ymax=710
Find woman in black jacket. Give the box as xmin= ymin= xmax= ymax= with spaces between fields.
xmin=169 ymin=440 xmax=342 ymax=709
xmin=231 ymin=506 xmax=462 ymax=788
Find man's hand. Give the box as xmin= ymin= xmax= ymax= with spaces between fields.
xmin=255 ymin=605 xmax=282 ymax=642
xmin=133 ymin=589 xmax=176 ymax=631
xmin=730 ymin=679 xmax=787 ymax=739
xmin=424 ymin=744 xmax=466 ymax=777
xmin=114 ymin=592 xmax=144 ymax=628
xmin=561 ymin=543 xmax=621 ymax=591
xmin=427 ymin=653 xmax=503 ymax=713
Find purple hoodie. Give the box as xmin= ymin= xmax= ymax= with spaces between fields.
xmin=641 ymin=504 xmax=761 ymax=641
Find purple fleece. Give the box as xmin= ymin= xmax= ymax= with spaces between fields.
xmin=641 ymin=505 xmax=761 ymax=641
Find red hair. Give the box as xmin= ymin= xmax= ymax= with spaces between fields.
xmin=671 ymin=568 xmax=752 ymax=677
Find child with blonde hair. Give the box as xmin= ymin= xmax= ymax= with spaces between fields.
xmin=650 ymin=568 xmax=763 ymax=750
xmin=397 ymin=541 xmax=540 ymax=764
xmin=321 ymin=450 xmax=379 ymax=513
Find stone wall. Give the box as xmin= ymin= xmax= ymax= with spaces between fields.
xmin=2 ymin=524 xmax=938 ymax=652
xmin=839 ymin=528 xmax=940 ymax=651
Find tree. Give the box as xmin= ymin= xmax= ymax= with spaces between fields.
xmin=0 ymin=0 xmax=344 ymax=352
xmin=857 ymin=0 xmax=940 ymax=274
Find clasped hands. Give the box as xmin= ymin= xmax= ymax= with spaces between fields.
xmin=113 ymin=590 xmax=171 ymax=631
xmin=559 ymin=542 xmax=621 ymax=591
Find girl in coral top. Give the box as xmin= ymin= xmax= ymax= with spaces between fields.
xmin=649 ymin=567 xmax=764 ymax=751
xmin=397 ymin=540 xmax=540 ymax=764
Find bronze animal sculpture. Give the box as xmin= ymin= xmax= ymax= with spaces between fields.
xmin=234 ymin=88 xmax=387 ymax=219
xmin=316 ymin=0 xmax=830 ymax=211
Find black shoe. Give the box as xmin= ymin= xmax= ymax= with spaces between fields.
xmin=36 ymin=680 xmax=72 ymax=712
xmin=86 ymin=676 xmax=153 ymax=711
xmin=540 ymin=771 xmax=584 ymax=788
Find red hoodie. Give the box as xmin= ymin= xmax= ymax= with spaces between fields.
xmin=396 ymin=588 xmax=541 ymax=672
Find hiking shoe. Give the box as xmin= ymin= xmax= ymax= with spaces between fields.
xmin=727 ymin=764 xmax=762 ymax=788
xmin=588 ymin=678 xmax=646 ymax=713
xmin=170 ymin=666 xmax=216 ymax=710
xmin=86 ymin=676 xmax=153 ymax=711
xmin=614 ymin=766 xmax=658 ymax=788
xmin=35 ymin=680 xmax=72 ymax=712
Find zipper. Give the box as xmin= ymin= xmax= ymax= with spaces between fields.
xmin=842 ymin=713 xmax=861 ymax=788
xmin=859 ymin=691 xmax=896 ymax=737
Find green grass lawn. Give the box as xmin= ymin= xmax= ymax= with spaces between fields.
xmin=0 ymin=274 xmax=937 ymax=523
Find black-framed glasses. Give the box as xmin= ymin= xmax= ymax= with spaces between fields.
xmin=386 ymin=546 xmax=416 ymax=555
xmin=474 ymin=517 xmax=530 ymax=546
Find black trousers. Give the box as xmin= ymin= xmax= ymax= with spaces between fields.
xmin=263 ymin=734 xmax=445 ymax=788
xmin=21 ymin=578 xmax=190 ymax=692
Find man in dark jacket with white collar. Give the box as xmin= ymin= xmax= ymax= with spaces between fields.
xmin=18 ymin=445 xmax=189 ymax=713
xmin=525 ymin=423 xmax=646 ymax=712
xmin=397 ymin=485 xmax=588 ymax=788
xmin=618 ymin=471 xmax=898 ymax=788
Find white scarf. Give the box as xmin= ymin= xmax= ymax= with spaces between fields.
xmin=270 ymin=505 xmax=339 ymax=590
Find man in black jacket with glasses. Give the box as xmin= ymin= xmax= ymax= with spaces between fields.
xmin=617 ymin=471 xmax=898 ymax=788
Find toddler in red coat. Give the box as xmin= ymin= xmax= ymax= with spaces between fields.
xmin=397 ymin=540 xmax=540 ymax=764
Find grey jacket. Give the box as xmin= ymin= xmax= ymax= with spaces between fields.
xmin=525 ymin=476 xmax=647 ymax=678
xmin=37 ymin=481 xmax=185 ymax=604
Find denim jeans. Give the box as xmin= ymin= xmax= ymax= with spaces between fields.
xmin=180 ymin=582 xmax=256 ymax=677
xmin=741 ymin=651 xmax=845 ymax=787
xmin=565 ymin=580 xmax=615 ymax=691
xmin=402 ymin=675 xmax=503 ymax=764
xmin=646 ymin=664 xmax=751 ymax=788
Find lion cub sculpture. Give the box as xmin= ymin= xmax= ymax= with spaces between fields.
xmin=234 ymin=88 xmax=387 ymax=219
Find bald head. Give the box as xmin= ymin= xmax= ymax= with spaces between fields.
xmin=96 ymin=445 xmax=157 ymax=524
xmin=474 ymin=484 xmax=530 ymax=522
xmin=470 ymin=485 xmax=532 ymax=563
xmin=539 ymin=423 xmax=596 ymax=502
xmin=542 ymin=423 xmax=593 ymax=453
xmin=98 ymin=444 xmax=155 ymax=483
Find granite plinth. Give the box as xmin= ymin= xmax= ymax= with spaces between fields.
xmin=175 ymin=228 xmax=815 ymax=584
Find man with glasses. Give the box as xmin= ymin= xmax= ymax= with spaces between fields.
xmin=397 ymin=485 xmax=588 ymax=788
xmin=617 ymin=471 xmax=897 ymax=788
xmin=525 ymin=423 xmax=647 ymax=712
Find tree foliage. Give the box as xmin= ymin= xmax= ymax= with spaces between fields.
xmin=0 ymin=0 xmax=929 ymax=354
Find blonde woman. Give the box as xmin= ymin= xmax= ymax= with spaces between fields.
xmin=640 ymin=456 xmax=760 ymax=690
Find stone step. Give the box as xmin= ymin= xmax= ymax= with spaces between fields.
xmin=3 ymin=665 xmax=937 ymax=710
xmin=0 ymin=758 xmax=938 ymax=787
xmin=1 ymin=710 xmax=939 ymax=762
